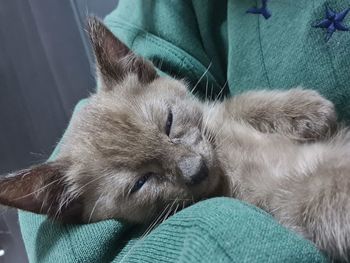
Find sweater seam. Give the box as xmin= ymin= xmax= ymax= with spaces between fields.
xmin=256 ymin=11 xmax=271 ymax=88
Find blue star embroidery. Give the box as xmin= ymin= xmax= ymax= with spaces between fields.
xmin=247 ymin=0 xmax=271 ymax=20
xmin=313 ymin=5 xmax=350 ymax=41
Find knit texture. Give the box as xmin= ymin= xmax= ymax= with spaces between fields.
xmin=105 ymin=0 xmax=350 ymax=120
xmin=19 ymin=0 xmax=350 ymax=262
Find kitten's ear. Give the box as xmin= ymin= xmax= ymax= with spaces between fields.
xmin=0 ymin=162 xmax=82 ymax=223
xmin=87 ymin=17 xmax=157 ymax=90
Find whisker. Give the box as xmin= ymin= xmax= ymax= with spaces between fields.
xmin=172 ymin=203 xmax=180 ymax=218
xmin=191 ymin=62 xmax=212 ymax=94
xmin=73 ymin=172 xmax=111 ymax=195
xmin=215 ymin=80 xmax=228 ymax=101
xmin=141 ymin=202 xmax=174 ymax=243
xmin=13 ymin=178 xmax=63 ymax=201
xmin=205 ymin=75 xmax=209 ymax=99
xmin=142 ymin=204 xmax=171 ymax=239
xmin=119 ymin=203 xmax=173 ymax=263
xmin=203 ymin=100 xmax=219 ymax=136
xmin=52 ymin=189 xmax=79 ymax=221
xmin=88 ymin=194 xmax=102 ymax=223
xmin=165 ymin=198 xmax=193 ymax=201
xmin=162 ymin=199 xmax=177 ymax=223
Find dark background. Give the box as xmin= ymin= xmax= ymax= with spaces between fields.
xmin=0 ymin=1 xmax=118 ymax=262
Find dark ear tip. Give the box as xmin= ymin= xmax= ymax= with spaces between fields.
xmin=86 ymin=16 xmax=107 ymax=42
xmin=86 ymin=16 xmax=158 ymax=87
xmin=87 ymin=16 xmax=101 ymax=31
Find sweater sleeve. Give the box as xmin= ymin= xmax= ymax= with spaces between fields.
xmin=19 ymin=0 xmax=344 ymax=261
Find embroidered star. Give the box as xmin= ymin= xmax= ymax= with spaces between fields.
xmin=246 ymin=0 xmax=271 ymax=20
xmin=313 ymin=5 xmax=350 ymax=41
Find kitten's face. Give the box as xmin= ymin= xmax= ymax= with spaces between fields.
xmin=0 ymin=18 xmax=221 ymax=224
xmin=59 ymin=75 xmax=220 ymax=223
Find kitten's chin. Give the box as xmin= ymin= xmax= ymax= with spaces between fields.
xmin=189 ymin=167 xmax=223 ymax=200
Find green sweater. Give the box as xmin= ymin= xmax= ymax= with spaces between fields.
xmin=20 ymin=0 xmax=350 ymax=262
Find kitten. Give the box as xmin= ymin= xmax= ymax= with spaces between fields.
xmin=1 ymin=17 xmax=349 ymax=261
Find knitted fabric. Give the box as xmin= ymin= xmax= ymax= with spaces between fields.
xmin=20 ymin=0 xmax=350 ymax=261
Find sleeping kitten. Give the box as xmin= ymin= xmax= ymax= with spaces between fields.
xmin=1 ymin=17 xmax=349 ymax=261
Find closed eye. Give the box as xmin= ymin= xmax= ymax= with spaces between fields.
xmin=130 ymin=173 xmax=152 ymax=194
xmin=165 ymin=109 xmax=173 ymax=136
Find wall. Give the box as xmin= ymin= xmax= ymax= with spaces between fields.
xmin=0 ymin=1 xmax=118 ymax=262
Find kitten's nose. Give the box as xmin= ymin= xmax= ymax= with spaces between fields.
xmin=178 ymin=156 xmax=209 ymax=185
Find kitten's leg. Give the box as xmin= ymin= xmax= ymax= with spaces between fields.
xmin=271 ymin=136 xmax=350 ymax=261
xmin=224 ymin=88 xmax=337 ymax=141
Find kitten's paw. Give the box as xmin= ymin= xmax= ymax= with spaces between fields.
xmin=287 ymin=89 xmax=337 ymax=141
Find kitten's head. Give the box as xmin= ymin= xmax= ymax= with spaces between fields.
xmin=0 ymin=18 xmax=222 ymax=224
